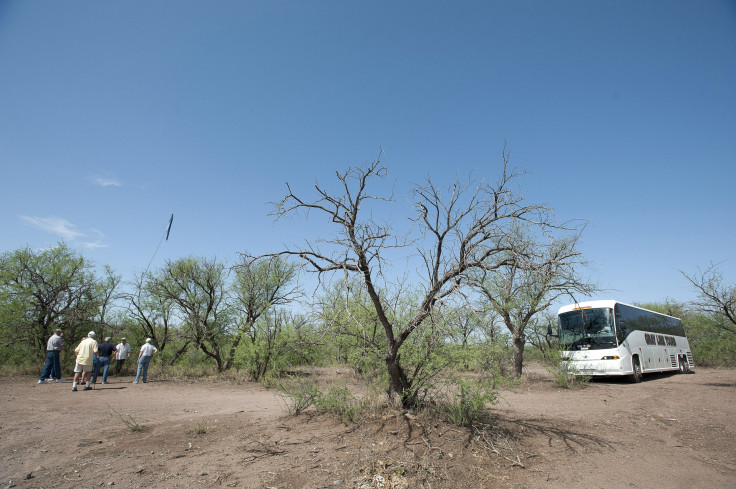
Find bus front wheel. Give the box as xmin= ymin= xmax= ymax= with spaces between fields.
xmin=629 ymin=357 xmax=642 ymax=383
xmin=679 ymin=356 xmax=691 ymax=374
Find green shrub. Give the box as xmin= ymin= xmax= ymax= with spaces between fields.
xmin=438 ymin=377 xmax=497 ymax=427
xmin=277 ymin=378 xmax=366 ymax=423
xmin=548 ymin=356 xmax=590 ymax=389
xmin=276 ymin=377 xmax=322 ymax=415
xmin=314 ymin=384 xmax=366 ymax=424
xmin=479 ymin=344 xmax=516 ymax=386
xmin=686 ymin=316 xmax=736 ymax=367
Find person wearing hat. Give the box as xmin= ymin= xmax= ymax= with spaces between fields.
xmin=92 ymin=337 xmax=117 ymax=385
xmin=134 ymin=338 xmax=158 ymax=384
xmin=114 ymin=337 xmax=132 ymax=376
xmin=72 ymin=331 xmax=98 ymax=391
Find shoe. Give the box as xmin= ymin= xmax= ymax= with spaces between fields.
xmin=101 ymin=382 xmax=108 ymax=385
xmin=72 ymin=386 xmax=78 ymax=392
xmin=38 ymin=380 xmax=47 ymax=384
xmin=83 ymin=386 xmax=92 ymax=391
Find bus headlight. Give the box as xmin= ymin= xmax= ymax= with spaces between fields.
xmin=601 ymin=356 xmax=620 ymax=360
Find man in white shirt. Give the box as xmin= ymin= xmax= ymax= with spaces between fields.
xmin=134 ymin=338 xmax=158 ymax=384
xmin=114 ymin=337 xmax=132 ymax=376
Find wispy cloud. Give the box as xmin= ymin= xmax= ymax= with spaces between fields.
xmin=81 ymin=240 xmax=109 ymax=249
xmin=19 ymin=216 xmax=109 ymax=249
xmin=20 ymin=216 xmax=85 ymax=241
xmin=82 ymin=229 xmax=109 ymax=249
xmin=89 ymin=175 xmax=122 ymax=187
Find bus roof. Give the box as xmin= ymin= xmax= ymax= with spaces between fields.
xmin=556 ymin=300 xmax=681 ymax=320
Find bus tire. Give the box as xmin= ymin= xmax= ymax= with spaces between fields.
xmin=629 ymin=357 xmax=642 ymax=383
xmin=678 ymin=356 xmax=687 ymax=373
xmin=681 ymin=356 xmax=691 ymax=374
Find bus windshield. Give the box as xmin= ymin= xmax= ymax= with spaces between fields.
xmin=558 ymin=307 xmax=617 ymax=350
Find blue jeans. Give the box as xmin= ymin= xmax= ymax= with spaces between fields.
xmin=135 ymin=356 xmax=152 ymax=383
xmin=40 ymin=351 xmax=61 ymax=381
xmin=93 ymin=356 xmax=112 ymax=383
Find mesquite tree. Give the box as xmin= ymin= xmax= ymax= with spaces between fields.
xmin=682 ymin=263 xmax=736 ymax=335
xmin=268 ymin=153 xmax=556 ymax=405
xmin=148 ymin=257 xmax=230 ymax=371
xmin=122 ymin=272 xmax=177 ymax=356
xmin=0 ymin=243 xmax=118 ymax=360
xmin=226 ymin=255 xmax=299 ymax=371
xmin=473 ymin=226 xmax=598 ymax=377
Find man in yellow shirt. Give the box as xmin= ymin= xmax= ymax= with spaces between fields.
xmin=73 ymin=331 xmax=98 ymax=391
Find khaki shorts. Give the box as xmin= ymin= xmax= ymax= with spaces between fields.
xmin=74 ymin=363 xmax=93 ymax=373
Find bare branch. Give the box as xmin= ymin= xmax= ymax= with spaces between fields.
xmin=682 ymin=263 xmax=736 ymax=333
xmin=265 ymin=150 xmax=593 ymax=401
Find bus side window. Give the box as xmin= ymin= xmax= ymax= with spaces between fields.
xmin=616 ymin=314 xmax=626 ymax=343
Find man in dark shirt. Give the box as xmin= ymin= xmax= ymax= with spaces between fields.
xmin=92 ymin=337 xmax=117 ymax=385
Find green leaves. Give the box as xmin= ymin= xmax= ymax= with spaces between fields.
xmin=0 ymin=243 xmax=115 ymax=360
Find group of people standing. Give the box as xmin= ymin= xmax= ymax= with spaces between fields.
xmin=37 ymin=329 xmax=158 ymax=391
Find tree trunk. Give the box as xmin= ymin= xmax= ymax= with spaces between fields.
xmin=224 ymin=331 xmax=245 ymax=371
xmin=199 ymin=342 xmax=224 ymax=372
xmin=512 ymin=332 xmax=525 ymax=378
xmin=168 ymin=341 xmax=191 ymax=365
xmin=385 ymin=350 xmax=411 ymax=407
xmin=257 ymin=351 xmax=271 ymax=381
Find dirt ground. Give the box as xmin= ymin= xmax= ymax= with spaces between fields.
xmin=1 ymin=366 xmax=734 ymax=489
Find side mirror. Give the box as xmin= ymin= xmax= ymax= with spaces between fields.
xmin=547 ymin=325 xmax=557 ymax=337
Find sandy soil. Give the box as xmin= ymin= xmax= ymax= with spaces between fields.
xmin=1 ymin=367 xmax=734 ymax=489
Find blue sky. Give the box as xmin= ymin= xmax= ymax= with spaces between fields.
xmin=1 ymin=1 xmax=734 ymax=307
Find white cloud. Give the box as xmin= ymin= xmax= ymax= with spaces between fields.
xmin=20 ymin=216 xmax=85 ymax=241
xmin=89 ymin=175 xmax=122 ymax=187
xmin=81 ymin=240 xmax=109 ymax=249
xmin=82 ymin=229 xmax=108 ymax=249
xmin=19 ymin=216 xmax=110 ymax=250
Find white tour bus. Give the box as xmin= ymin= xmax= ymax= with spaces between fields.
xmin=555 ymin=300 xmax=694 ymax=382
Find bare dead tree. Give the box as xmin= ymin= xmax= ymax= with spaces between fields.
xmin=266 ymin=151 xmax=558 ymax=405
xmin=682 ymin=263 xmax=736 ymax=335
